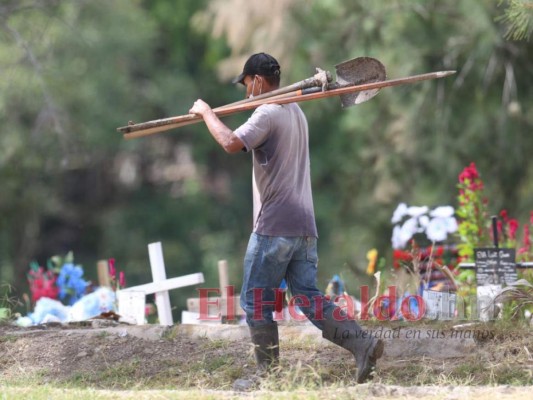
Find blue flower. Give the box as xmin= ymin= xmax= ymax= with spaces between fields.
xmin=56 ymin=263 xmax=89 ymax=305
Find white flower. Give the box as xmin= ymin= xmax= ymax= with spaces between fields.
xmin=444 ymin=216 xmax=458 ymax=233
xmin=419 ymin=215 xmax=430 ymax=229
xmin=407 ymin=205 xmax=429 ymax=218
xmin=425 ymin=216 xmax=458 ymax=242
xmin=391 ymin=202 xmax=408 ymax=224
xmin=430 ymin=206 xmax=455 ymax=219
xmin=391 ymin=225 xmax=404 ymax=249
xmin=402 ymin=217 xmax=419 ymax=238
xmin=425 ymin=218 xmax=448 ymax=242
xmin=392 ymin=217 xmax=420 ymax=249
xmin=392 ymin=203 xmax=458 ymax=248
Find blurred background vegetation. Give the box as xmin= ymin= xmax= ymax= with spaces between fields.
xmin=0 ymin=0 xmax=532 ymax=319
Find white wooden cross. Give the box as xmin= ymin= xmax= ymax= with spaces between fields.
xmin=118 ymin=242 xmax=204 ymax=325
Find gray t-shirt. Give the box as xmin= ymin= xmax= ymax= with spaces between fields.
xmin=234 ymin=103 xmax=317 ymax=237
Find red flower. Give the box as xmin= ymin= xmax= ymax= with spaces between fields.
xmin=470 ymin=181 xmax=484 ymax=191
xmin=28 ymin=267 xmax=59 ymax=303
xmin=508 ymin=219 xmax=519 ymax=240
xmin=119 ymin=271 xmax=126 ymax=288
xmin=458 ymin=162 xmax=479 ymax=182
xmin=458 ymin=162 xmax=484 ymax=192
xmin=523 ymin=224 xmax=530 ymax=247
xmin=108 ymin=258 xmax=116 ymax=279
xmin=392 ymin=249 xmax=412 ymax=269
xmin=518 ymin=225 xmax=530 ymax=258
xmin=500 ymin=209 xmax=509 ymax=222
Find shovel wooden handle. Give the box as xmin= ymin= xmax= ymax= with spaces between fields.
xmin=118 ymin=70 xmax=331 ymax=139
xmin=119 ymin=90 xmax=308 ymax=139
xmin=120 ymin=70 xmax=455 ymax=140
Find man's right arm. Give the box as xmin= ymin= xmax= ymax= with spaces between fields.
xmin=189 ymin=99 xmax=245 ymax=154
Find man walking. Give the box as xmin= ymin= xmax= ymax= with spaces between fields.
xmin=189 ymin=52 xmax=384 ymax=384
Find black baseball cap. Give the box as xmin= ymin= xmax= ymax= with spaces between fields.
xmin=232 ymin=52 xmax=281 ymax=85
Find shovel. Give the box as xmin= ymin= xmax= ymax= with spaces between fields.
xmin=333 ymin=56 xmax=387 ymax=107
xmin=217 ymin=56 xmax=386 ymax=110
xmin=118 ymin=62 xmax=456 ymax=140
xmin=121 ymin=68 xmax=454 ymax=139
xmin=117 ymin=57 xmax=386 ymax=137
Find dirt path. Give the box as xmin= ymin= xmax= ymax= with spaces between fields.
xmin=1 ymin=321 xmax=532 ymax=397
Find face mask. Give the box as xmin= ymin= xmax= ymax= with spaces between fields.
xmin=249 ymin=76 xmax=263 ymax=99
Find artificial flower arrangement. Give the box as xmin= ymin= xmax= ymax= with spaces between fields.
xmin=27 ymin=252 xmax=88 ymax=305
xmin=389 ymin=202 xmax=460 ymax=291
xmin=365 ymin=162 xmax=533 ymax=322
xmin=20 ymin=253 xmax=127 ymax=326
xmin=359 ymin=202 xmax=461 ymax=321
xmin=388 ymin=162 xmax=532 ymax=321
xmin=391 ymin=203 xmax=458 ymax=250
xmin=22 ymin=254 xmax=157 ymax=325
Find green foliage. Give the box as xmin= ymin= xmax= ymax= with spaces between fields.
xmin=497 ymin=0 xmax=533 ymax=40
xmin=1 ymin=1 xmax=533 ymax=320
xmin=268 ymin=0 xmax=528 ymax=288
xmin=0 ymin=0 xmax=162 ymax=290
xmin=455 ymin=163 xmax=491 ymax=260
xmin=0 ymin=283 xmax=19 ymax=322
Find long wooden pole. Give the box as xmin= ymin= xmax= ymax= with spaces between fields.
xmin=119 ymin=90 xmax=305 ymax=137
xmin=120 ymin=70 xmax=455 ymax=140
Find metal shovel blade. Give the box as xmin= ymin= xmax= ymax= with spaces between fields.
xmin=335 ymin=57 xmax=386 ymax=108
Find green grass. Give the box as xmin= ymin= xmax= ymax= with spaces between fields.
xmin=200 ymin=338 xmax=231 ymax=351
xmin=0 ymin=334 xmax=18 ymax=343
xmin=0 ymin=282 xmax=21 ymax=322
xmin=2 ymin=384 xmax=533 ymax=400
xmin=0 ymin=387 xmax=224 ymax=400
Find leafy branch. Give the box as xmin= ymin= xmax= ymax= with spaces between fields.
xmin=498 ymin=0 xmax=533 ymax=40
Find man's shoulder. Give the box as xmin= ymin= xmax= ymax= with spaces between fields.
xmin=256 ymin=102 xmax=304 ymax=115
xmin=256 ymin=103 xmax=283 ymax=112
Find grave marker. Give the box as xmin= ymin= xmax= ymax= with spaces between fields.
xmin=474 ymin=246 xmax=516 ymax=321
xmin=118 ymin=242 xmax=204 ymax=325
xmin=474 ymin=248 xmax=517 ymax=286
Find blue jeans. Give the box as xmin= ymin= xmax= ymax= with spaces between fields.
xmin=240 ymin=233 xmax=337 ymax=329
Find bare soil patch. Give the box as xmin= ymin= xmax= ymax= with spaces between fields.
xmin=1 ymin=320 xmax=532 ymax=395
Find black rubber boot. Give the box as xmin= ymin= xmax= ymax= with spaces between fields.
xmin=322 ymin=319 xmax=384 ymax=383
xmin=250 ymin=323 xmax=280 ymax=371
xmin=233 ymin=323 xmax=280 ymax=392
